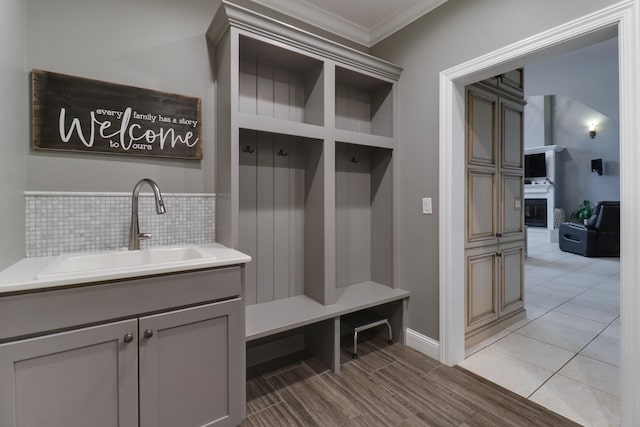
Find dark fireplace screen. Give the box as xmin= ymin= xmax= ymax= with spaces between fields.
xmin=525 ymin=199 xmax=547 ymax=227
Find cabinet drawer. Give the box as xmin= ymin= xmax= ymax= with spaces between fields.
xmin=0 ymin=266 xmax=242 ymax=342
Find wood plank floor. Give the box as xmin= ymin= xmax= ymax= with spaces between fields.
xmin=242 ymin=336 xmax=581 ymax=426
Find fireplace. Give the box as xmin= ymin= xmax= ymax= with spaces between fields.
xmin=525 ymin=198 xmax=547 ymax=227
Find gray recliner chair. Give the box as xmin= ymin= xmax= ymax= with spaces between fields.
xmin=558 ymin=201 xmax=620 ymax=257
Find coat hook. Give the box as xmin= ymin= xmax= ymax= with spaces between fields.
xmin=277 ymin=149 xmax=288 ymax=157
xmin=351 ymin=156 xmax=359 ymax=163
xmin=241 ymin=145 xmax=255 ymax=153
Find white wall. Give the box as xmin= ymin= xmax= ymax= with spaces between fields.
xmin=525 ymin=38 xmax=620 ymax=219
xmin=25 ymin=0 xmax=221 ymax=193
xmin=0 ymin=0 xmax=27 ymax=268
xmin=370 ymin=0 xmax=619 ymax=339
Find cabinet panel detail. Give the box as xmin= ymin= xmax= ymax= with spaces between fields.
xmin=466 ymin=88 xmax=497 ymax=166
xmin=499 ymin=69 xmax=524 ymax=95
xmin=500 ymin=245 xmax=524 ymax=315
xmin=139 ymin=300 xmax=242 ymax=427
xmin=467 ymin=169 xmax=497 ymax=242
xmin=501 ymin=99 xmax=524 ymax=169
xmin=466 ymin=249 xmax=499 ymax=332
xmin=0 ymin=319 xmax=138 ymax=427
xmin=501 ymin=173 xmax=523 ymax=236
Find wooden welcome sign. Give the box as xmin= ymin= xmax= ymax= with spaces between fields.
xmin=32 ymin=69 xmax=202 ymax=160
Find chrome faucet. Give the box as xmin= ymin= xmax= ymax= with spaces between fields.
xmin=128 ymin=178 xmax=166 ymax=250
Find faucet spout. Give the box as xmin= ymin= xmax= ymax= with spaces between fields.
xmin=129 ymin=178 xmax=166 ymax=250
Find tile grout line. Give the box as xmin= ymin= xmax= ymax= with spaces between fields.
xmin=526 ymin=312 xmax=620 ymax=399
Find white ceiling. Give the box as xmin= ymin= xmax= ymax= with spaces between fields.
xmin=250 ymin=0 xmax=449 ymax=47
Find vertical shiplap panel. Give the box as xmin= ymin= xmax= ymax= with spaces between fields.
xmin=290 ymin=138 xmax=305 ymax=296
xmin=273 ymin=66 xmax=290 ymax=120
xmin=370 ymin=149 xmax=393 ymax=286
xmin=349 ymin=87 xmax=371 ymax=134
xmin=289 ymin=72 xmax=305 ymax=123
xmin=256 ymin=132 xmax=275 ymax=303
xmin=335 ymin=143 xmax=350 ymax=287
xmin=273 ymin=135 xmax=291 ymax=300
xmin=335 ymin=83 xmax=350 ymax=131
xmin=239 ymin=131 xmax=258 ymax=304
xmin=257 ymin=62 xmax=274 ymax=118
xmin=348 ymin=145 xmax=371 ymax=284
xmin=238 ymin=58 xmax=257 ymax=114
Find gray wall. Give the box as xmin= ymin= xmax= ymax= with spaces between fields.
xmin=525 ymin=38 xmax=620 ymax=217
xmin=25 ymin=0 xmax=221 ymax=193
xmin=553 ymin=95 xmax=620 ymax=215
xmin=370 ymin=0 xmax=619 ymax=339
xmin=0 ymin=0 xmax=27 ymax=268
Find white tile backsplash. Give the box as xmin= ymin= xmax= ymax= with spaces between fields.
xmin=25 ymin=192 xmax=215 ymax=257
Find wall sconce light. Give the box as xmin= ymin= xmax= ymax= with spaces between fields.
xmin=588 ymin=122 xmax=597 ymax=139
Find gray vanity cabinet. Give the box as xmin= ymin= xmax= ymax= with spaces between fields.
xmin=139 ymin=299 xmax=242 ymax=427
xmin=0 ymin=266 xmax=245 ymax=427
xmin=0 ymin=319 xmax=139 ymax=427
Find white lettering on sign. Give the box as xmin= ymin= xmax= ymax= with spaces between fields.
xmin=58 ymin=106 xmax=200 ymax=151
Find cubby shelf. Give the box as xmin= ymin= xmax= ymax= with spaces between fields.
xmin=208 ymin=0 xmax=404 ymax=371
xmin=335 ymin=66 xmax=394 ymax=137
xmin=246 ymin=281 xmax=409 ymax=341
xmin=239 ymin=35 xmax=324 ymax=126
xmin=235 ymin=113 xmax=326 ymax=140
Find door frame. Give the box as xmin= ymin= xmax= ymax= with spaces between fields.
xmin=438 ymin=0 xmax=639 ymax=424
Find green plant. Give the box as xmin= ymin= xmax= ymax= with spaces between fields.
xmin=571 ymin=200 xmax=595 ymax=222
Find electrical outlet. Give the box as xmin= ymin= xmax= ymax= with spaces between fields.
xmin=422 ymin=197 xmax=432 ymax=215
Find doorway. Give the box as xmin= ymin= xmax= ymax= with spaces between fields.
xmin=438 ymin=2 xmax=639 ymax=425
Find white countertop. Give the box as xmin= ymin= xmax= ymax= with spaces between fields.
xmin=0 ymin=243 xmax=251 ymax=295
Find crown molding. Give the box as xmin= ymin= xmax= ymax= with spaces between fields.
xmin=250 ymin=0 xmax=448 ymax=47
xmin=208 ymin=1 xmax=402 ymax=80
xmin=250 ymin=0 xmax=370 ymax=45
xmin=369 ymin=0 xmax=449 ymax=46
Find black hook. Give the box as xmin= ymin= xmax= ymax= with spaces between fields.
xmin=241 ymin=145 xmax=255 ymax=153
xmin=277 ymin=149 xmax=288 ymax=157
xmin=351 ymin=157 xmax=359 ymax=163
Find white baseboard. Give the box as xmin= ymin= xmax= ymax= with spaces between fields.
xmin=405 ymin=328 xmax=440 ymax=361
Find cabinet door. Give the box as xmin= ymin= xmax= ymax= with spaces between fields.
xmin=500 ymin=97 xmax=524 ymax=170
xmin=139 ymin=299 xmax=242 ymax=427
xmin=499 ymin=242 xmax=525 ymax=316
xmin=466 ymin=168 xmax=498 ymax=247
xmin=500 ymin=172 xmax=524 ymax=241
xmin=465 ymin=246 xmax=499 ymax=333
xmin=0 ymin=319 xmax=138 ymax=427
xmin=466 ymin=87 xmax=498 ymax=167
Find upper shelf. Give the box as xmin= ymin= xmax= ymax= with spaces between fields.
xmin=335 ymin=66 xmax=394 ymax=137
xmin=239 ymin=35 xmax=324 ymax=127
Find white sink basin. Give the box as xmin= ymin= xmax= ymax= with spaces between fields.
xmin=37 ymin=246 xmax=209 ymax=278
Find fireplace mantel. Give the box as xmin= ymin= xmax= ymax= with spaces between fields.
xmin=524 ymin=146 xmax=565 ymax=233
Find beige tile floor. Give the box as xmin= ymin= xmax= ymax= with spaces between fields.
xmin=460 ymin=228 xmax=620 ymax=426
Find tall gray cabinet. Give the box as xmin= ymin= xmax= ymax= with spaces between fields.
xmin=465 ymin=71 xmax=526 ymax=346
xmin=208 ymin=1 xmax=406 ymax=368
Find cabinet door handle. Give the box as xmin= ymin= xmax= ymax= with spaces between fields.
xmin=123 ymin=333 xmax=134 ymax=343
xmin=496 ymin=252 xmax=502 ymax=258
xmin=143 ymin=329 xmax=154 ymax=339
xmin=496 ymin=233 xmax=502 ymax=238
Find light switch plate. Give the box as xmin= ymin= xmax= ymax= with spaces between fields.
xmin=514 ymin=198 xmax=521 ymax=210
xmin=422 ymin=197 xmax=432 ymax=215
